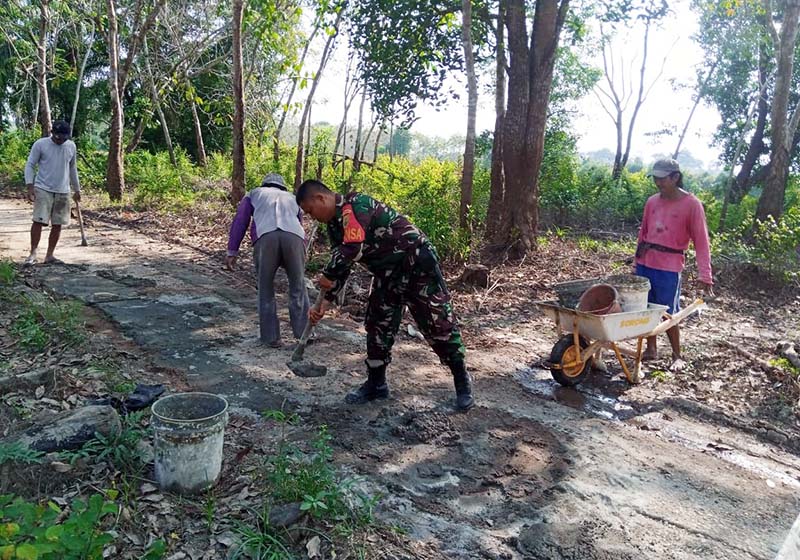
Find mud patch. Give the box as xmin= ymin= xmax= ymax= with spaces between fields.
xmin=517 ymin=519 xmax=636 ymax=560
xmin=392 ymin=410 xmax=460 ymax=445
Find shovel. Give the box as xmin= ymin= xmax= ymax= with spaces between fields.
xmin=76 ymin=201 xmax=88 ymax=246
xmin=287 ymin=288 xmax=328 ymax=378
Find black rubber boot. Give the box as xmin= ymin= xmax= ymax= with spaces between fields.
xmin=451 ymin=361 xmax=474 ymax=411
xmin=345 ymin=365 xmax=389 ymax=404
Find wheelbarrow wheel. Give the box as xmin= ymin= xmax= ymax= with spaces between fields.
xmin=549 ymin=334 xmax=591 ymax=387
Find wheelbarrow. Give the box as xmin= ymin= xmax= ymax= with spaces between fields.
xmin=536 ymin=298 xmax=706 ymax=386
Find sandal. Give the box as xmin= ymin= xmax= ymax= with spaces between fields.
xmin=43 ymin=257 xmax=65 ymax=265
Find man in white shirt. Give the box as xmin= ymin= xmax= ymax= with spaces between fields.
xmin=23 ymin=120 xmax=81 ymax=266
xmin=225 ymin=173 xmax=309 ymax=347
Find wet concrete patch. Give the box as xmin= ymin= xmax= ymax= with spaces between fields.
xmin=40 ymin=268 xmax=142 ymax=303
xmin=515 ymin=366 xmax=637 ymax=421
xmin=96 ymin=268 xmax=157 ymax=288
xmin=392 ymin=410 xmax=460 ymax=444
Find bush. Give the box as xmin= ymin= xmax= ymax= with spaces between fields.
xmin=0 ymin=493 xmax=117 ymax=560
xmin=125 ymin=148 xmax=199 ymax=209
xmin=76 ymin=150 xmax=107 ymax=192
xmin=0 ymin=129 xmax=39 ymax=185
xmin=350 ymin=155 xmax=487 ymax=260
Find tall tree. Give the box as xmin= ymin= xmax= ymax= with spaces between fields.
xmin=293 ymin=7 xmax=344 ymax=190
xmin=104 ymin=0 xmax=166 ymax=201
xmin=756 ymin=0 xmax=800 ymax=222
xmin=69 ymin=20 xmax=95 ymax=132
xmin=231 ymin=0 xmax=246 ymax=203
xmin=485 ymin=0 xmax=506 ymax=238
xmin=105 ymin=0 xmax=124 ymax=199
xmin=594 ymin=6 xmax=669 ymax=180
xmin=36 ymin=0 xmax=52 ymax=136
xmin=459 ymin=0 xmax=477 ymax=230
xmin=486 ymin=0 xmax=570 ymax=256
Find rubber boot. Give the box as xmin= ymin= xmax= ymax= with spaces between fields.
xmin=345 ymin=365 xmax=389 ymax=404
xmin=451 ymin=361 xmax=474 ymax=411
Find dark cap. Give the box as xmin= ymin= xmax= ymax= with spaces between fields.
xmin=649 ymin=158 xmax=680 ymax=178
xmin=52 ymin=120 xmax=71 ymax=137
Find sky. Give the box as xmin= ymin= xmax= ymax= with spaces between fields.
xmin=312 ymin=2 xmax=723 ymax=169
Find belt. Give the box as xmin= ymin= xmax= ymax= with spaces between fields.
xmin=636 ymin=241 xmax=685 ymax=259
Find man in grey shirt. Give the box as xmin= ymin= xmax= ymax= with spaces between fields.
xmin=23 ymin=120 xmax=81 ymax=265
xmin=225 ymin=173 xmax=309 ymax=347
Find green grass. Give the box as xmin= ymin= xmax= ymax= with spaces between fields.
xmin=0 ymin=442 xmax=44 ymax=466
xmin=232 ymin=411 xmax=380 ymax=559
xmin=10 ymin=298 xmax=86 ymax=350
xmin=86 ymin=358 xmax=136 ymax=394
xmin=769 ymin=357 xmax=800 ymax=377
xmin=0 ymin=259 xmax=15 ymax=286
xmin=59 ymin=411 xmax=148 ymax=474
xmin=574 ymin=235 xmax=637 ymax=255
xmin=650 ymin=369 xmax=669 ymax=382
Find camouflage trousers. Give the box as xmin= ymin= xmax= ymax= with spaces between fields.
xmin=365 ymin=265 xmax=465 ymax=368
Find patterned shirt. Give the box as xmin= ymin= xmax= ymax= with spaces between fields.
xmin=323 ymin=192 xmax=427 ymax=300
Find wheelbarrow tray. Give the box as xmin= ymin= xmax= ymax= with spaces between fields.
xmin=536 ymin=301 xmax=669 ymax=342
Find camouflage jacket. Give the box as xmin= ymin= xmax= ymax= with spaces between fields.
xmin=322 ymin=192 xmax=430 ymax=301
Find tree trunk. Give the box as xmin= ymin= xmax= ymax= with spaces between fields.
xmin=756 ymin=0 xmax=800 ymax=223
xmin=673 ymin=61 xmax=717 ymax=159
xmin=70 ymin=21 xmax=95 ymax=133
xmin=143 ymin=38 xmax=176 ymax=166
xmin=460 ymin=0 xmax=478 ymax=231
xmin=231 ymin=0 xmax=246 ymax=203
xmin=490 ymin=0 xmax=569 ymax=257
xmin=619 ymin=18 xmax=651 ymax=175
xmin=731 ymin=39 xmax=769 ymax=204
xmin=303 ymin=104 xmax=312 ymax=177
xmin=332 ymin=70 xmax=359 ymax=164
xmin=485 ymin=0 xmax=506 ymax=238
xmin=190 ymin=94 xmax=207 ymax=166
xmin=36 ymin=0 xmax=52 ymax=137
xmin=273 ymin=23 xmax=321 ymax=166
xmin=126 ymin=114 xmax=149 ymax=153
xmin=362 ymin=117 xmax=377 ymax=162
xmin=372 ymin=120 xmax=385 ymax=163
xmin=105 ymin=0 xmax=124 ymax=201
xmin=294 ymin=10 xmax=343 ymax=191
xmin=352 ymin=87 xmax=367 ymax=174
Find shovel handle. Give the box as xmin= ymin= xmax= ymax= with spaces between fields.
xmin=298 ymin=288 xmax=327 ymax=346
xmin=76 ymin=201 xmax=87 ymax=242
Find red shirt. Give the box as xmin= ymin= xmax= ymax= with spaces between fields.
xmin=636 ymin=192 xmax=713 ymax=284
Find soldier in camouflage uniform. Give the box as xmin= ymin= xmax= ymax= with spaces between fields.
xmin=296 ymin=179 xmax=474 ymax=410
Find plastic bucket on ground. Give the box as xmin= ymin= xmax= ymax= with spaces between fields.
xmin=151 ymin=392 xmax=228 ymax=494
xmin=577 ymin=284 xmax=622 ymax=315
xmin=604 ymin=274 xmax=651 ymax=312
xmin=553 ymin=277 xmax=601 ymax=309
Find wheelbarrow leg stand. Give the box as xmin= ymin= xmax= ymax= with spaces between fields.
xmin=609 ymin=339 xmax=644 ymax=384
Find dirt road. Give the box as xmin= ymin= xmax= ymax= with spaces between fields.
xmin=1 ymin=197 xmax=797 ymax=559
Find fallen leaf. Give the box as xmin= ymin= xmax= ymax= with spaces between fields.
xmin=306 ymin=535 xmax=321 ymax=558
xmin=35 ymin=385 xmax=45 ymax=399
xmin=50 ymin=461 xmax=72 ymax=473
xmin=141 ymin=493 xmax=164 ymax=503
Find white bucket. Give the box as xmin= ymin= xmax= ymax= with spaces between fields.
xmin=605 ymin=274 xmax=650 ymax=312
xmin=151 ymin=392 xmax=228 ymax=494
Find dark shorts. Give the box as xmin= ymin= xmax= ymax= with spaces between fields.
xmin=636 ymin=264 xmax=681 ymax=314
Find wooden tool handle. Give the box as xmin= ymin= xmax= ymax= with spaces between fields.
xmin=297 ymin=288 xmax=327 ymax=345
xmin=76 ymin=201 xmax=86 ymax=237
